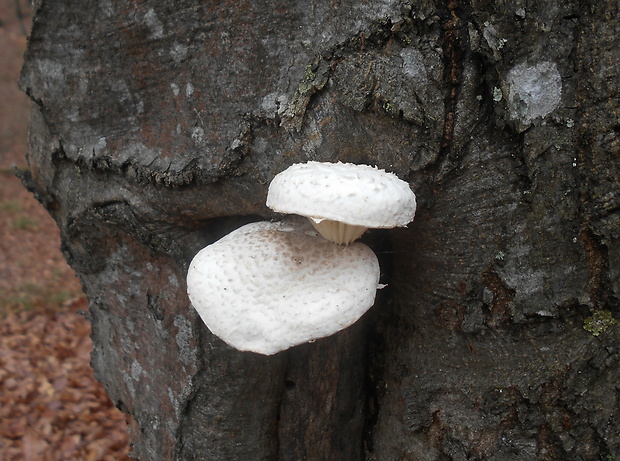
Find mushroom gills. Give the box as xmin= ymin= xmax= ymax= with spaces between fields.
xmin=309 ymin=218 xmax=367 ymax=245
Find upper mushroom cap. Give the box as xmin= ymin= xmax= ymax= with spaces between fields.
xmin=186 ymin=218 xmax=380 ymax=355
xmin=266 ymin=161 xmax=416 ymax=228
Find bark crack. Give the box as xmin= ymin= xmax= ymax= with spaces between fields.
xmin=574 ymin=12 xmax=617 ymax=313
xmin=437 ymin=0 xmax=469 ymax=174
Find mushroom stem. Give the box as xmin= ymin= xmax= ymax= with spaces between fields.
xmin=309 ymin=218 xmax=368 ymax=245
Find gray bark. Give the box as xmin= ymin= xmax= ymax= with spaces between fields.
xmin=19 ymin=0 xmax=619 ymax=459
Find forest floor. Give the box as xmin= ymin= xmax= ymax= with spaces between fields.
xmin=0 ymin=1 xmax=131 ymax=459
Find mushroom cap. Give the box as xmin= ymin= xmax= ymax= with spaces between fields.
xmin=186 ymin=219 xmax=380 ymax=355
xmin=266 ymin=161 xmax=416 ymax=228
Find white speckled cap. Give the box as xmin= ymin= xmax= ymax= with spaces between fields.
xmin=266 ymin=161 xmax=416 ymax=228
xmin=186 ymin=219 xmax=380 ymax=355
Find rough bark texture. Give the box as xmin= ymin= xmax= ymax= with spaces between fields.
xmin=19 ymin=0 xmax=619 ymax=459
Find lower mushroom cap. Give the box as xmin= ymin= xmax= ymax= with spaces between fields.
xmin=186 ymin=219 xmax=380 ymax=355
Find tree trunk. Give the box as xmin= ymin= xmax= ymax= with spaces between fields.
xmin=19 ymin=0 xmax=619 ymax=459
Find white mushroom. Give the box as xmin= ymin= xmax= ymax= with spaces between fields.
xmin=186 ymin=218 xmax=380 ymax=355
xmin=266 ymin=161 xmax=416 ymax=244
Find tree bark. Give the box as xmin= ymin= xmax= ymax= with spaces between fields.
xmin=19 ymin=0 xmax=619 ymax=459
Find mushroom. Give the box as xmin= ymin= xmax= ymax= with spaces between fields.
xmin=186 ymin=218 xmax=380 ymax=355
xmin=266 ymin=161 xmax=416 ymax=244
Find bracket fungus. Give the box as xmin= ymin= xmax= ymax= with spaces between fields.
xmin=186 ymin=219 xmax=380 ymax=355
xmin=267 ymin=161 xmax=417 ymax=244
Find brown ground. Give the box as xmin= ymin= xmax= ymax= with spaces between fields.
xmin=0 ymin=2 xmax=131 ymax=459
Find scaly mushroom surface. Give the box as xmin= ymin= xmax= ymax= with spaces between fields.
xmin=267 ymin=161 xmax=416 ymax=244
xmin=186 ymin=219 xmax=380 ymax=355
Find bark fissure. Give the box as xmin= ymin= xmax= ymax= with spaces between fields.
xmin=574 ymin=3 xmax=619 ymax=314
xmin=438 ymin=0 xmax=469 ymax=170
xmin=579 ymin=225 xmax=611 ymax=309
